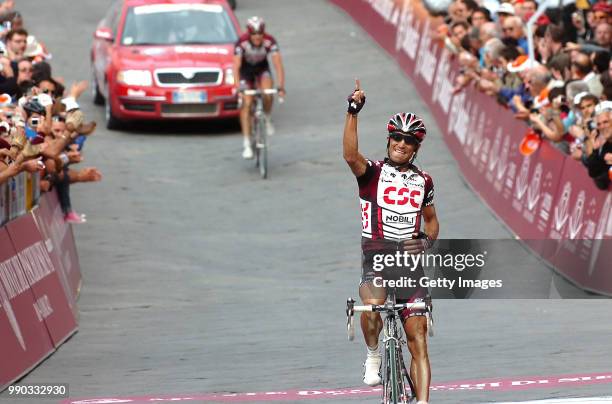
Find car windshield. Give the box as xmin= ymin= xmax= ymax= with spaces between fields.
xmin=121 ymin=4 xmax=238 ymax=46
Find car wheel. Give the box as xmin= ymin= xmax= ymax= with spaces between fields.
xmin=105 ymin=97 xmax=122 ymax=130
xmin=92 ymin=69 xmax=105 ymax=106
xmin=227 ymin=0 xmax=236 ymax=9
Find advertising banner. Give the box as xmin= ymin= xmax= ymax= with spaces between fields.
xmin=39 ymin=191 xmax=82 ymax=301
xmin=0 ymin=227 xmax=55 ymax=391
xmin=5 ymin=213 xmax=78 ymax=347
xmin=32 ymin=202 xmax=78 ymax=317
xmin=545 ymin=159 xmax=612 ymax=293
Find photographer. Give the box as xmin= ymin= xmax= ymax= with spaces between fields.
xmin=569 ymin=92 xmax=599 ymax=161
xmin=583 ymin=103 xmax=612 ymax=189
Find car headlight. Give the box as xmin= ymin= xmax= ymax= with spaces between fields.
xmin=224 ymin=68 xmax=234 ymax=86
xmin=117 ymin=70 xmax=153 ymax=86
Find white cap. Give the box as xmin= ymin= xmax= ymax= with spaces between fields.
xmin=497 ymin=3 xmax=515 ymax=15
xmin=595 ymin=100 xmax=612 ymax=115
xmin=573 ymin=91 xmax=590 ymax=106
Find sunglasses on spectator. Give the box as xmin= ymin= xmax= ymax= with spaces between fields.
xmin=389 ymin=133 xmax=418 ymax=144
xmin=52 ymin=115 xmax=65 ymax=123
xmin=41 ymin=88 xmax=53 ymax=94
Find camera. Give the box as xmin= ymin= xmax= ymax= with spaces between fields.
xmin=587 ymin=120 xmax=596 ymax=131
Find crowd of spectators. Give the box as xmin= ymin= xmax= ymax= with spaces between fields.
xmin=0 ymin=0 xmax=101 ymax=224
xmin=433 ymin=0 xmax=612 ymax=190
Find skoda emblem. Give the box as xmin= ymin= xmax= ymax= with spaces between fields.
xmin=182 ymin=71 xmax=196 ymax=80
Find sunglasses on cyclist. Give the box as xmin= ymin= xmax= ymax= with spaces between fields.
xmin=389 ymin=132 xmax=418 ymax=145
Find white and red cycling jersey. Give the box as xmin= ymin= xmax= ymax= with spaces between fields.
xmin=358 ymin=159 xmax=434 ymax=244
xmin=234 ymin=33 xmax=279 ymax=79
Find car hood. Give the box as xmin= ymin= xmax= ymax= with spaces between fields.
xmin=115 ymin=44 xmax=235 ymax=69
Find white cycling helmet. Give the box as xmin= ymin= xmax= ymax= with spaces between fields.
xmin=246 ymin=16 xmax=265 ymax=34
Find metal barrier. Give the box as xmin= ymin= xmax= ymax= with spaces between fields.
xmin=1 ymin=172 xmax=41 ymax=226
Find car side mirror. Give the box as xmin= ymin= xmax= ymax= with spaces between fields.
xmin=94 ymin=27 xmax=114 ymax=42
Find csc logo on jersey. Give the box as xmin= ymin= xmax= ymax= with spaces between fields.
xmin=382 ymin=186 xmax=422 ymax=208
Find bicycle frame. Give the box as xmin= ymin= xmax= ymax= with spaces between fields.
xmin=241 ymin=88 xmax=278 ymax=179
xmin=346 ymin=292 xmax=432 ymax=404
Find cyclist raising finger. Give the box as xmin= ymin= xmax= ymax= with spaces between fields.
xmin=343 ymin=79 xmax=439 ymax=404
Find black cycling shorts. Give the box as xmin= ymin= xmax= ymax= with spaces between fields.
xmin=360 ymin=247 xmax=429 ymax=321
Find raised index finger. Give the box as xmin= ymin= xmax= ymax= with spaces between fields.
xmin=355 ymin=78 xmax=361 ymax=91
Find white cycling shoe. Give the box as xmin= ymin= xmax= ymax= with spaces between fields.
xmin=242 ymin=140 xmax=254 ymax=159
xmin=363 ymin=353 xmax=382 ymax=386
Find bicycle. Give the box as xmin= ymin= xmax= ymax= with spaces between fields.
xmin=241 ymin=88 xmax=281 ymax=179
xmin=346 ymin=290 xmax=433 ymax=404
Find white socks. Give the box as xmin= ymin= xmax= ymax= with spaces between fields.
xmin=367 ymin=344 xmax=379 ymax=357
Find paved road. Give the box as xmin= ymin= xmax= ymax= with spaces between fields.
xmin=1 ymin=0 xmax=610 ymax=403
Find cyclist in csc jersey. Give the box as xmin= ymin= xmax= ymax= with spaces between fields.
xmin=233 ymin=16 xmax=286 ymax=159
xmin=343 ymin=79 xmax=439 ymax=404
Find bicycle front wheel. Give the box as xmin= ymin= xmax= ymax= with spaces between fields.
xmin=252 ymin=119 xmax=260 ymax=168
xmin=384 ymin=340 xmax=400 ymax=404
xmin=258 ymin=119 xmax=268 ymax=179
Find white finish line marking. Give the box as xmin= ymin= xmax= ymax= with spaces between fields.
xmin=493 ymin=397 xmax=612 ymax=403
xmin=61 ymin=371 xmax=612 ymax=403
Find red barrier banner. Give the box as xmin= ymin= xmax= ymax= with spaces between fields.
xmin=1 ymin=182 xmax=7 ymax=225
xmin=330 ymin=0 xmax=612 ymax=294
xmin=5 ymin=213 xmax=78 ymax=347
xmin=545 ymin=159 xmax=612 ymax=294
xmin=0 ymin=227 xmax=54 ymax=390
xmin=32 ymin=203 xmax=78 ymax=318
xmin=37 ymin=191 xmax=82 ymax=302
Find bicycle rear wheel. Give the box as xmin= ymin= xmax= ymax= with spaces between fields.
xmin=397 ymin=345 xmax=415 ymax=402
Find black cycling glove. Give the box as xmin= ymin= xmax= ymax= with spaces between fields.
xmin=347 ymin=91 xmax=366 ymax=115
xmin=403 ymin=233 xmax=435 ymax=254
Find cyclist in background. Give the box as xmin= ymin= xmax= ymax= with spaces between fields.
xmin=343 ymin=80 xmax=439 ymax=404
xmin=234 ymin=16 xmax=285 ymax=159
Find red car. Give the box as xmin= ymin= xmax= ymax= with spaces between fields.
xmin=91 ymin=0 xmax=241 ymax=129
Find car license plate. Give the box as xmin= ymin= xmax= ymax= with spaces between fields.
xmin=172 ymin=91 xmax=207 ymax=103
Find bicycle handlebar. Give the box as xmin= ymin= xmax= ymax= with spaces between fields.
xmin=241 ymin=88 xmax=280 ymax=96
xmin=346 ymin=297 xmax=432 ymax=341
xmin=352 ymin=302 xmax=427 ymax=312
